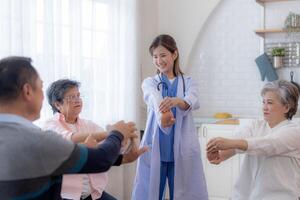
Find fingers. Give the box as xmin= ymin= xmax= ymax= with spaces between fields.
xmin=109 ymin=120 xmax=138 ymax=141
xmin=206 ymin=138 xmax=216 ymax=153
xmin=84 ymin=134 xmax=98 ymax=148
xmin=207 ymin=151 xmax=222 ymax=165
xmin=127 ymin=121 xmax=138 ymax=133
xmin=126 ymin=121 xmax=136 ymax=127
xmin=166 ymin=118 xmax=175 ymax=127
xmin=137 ymin=146 xmax=149 ymax=156
xmin=159 ymin=97 xmax=173 ymax=112
xmin=161 ymin=111 xmax=176 ymax=127
xmin=206 ymin=137 xmax=222 ymax=153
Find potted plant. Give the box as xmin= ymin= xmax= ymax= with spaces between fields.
xmin=271 ymin=47 xmax=285 ymax=68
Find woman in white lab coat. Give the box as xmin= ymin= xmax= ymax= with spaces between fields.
xmin=207 ymin=80 xmax=300 ymax=200
xmin=132 ymin=34 xmax=208 ymax=200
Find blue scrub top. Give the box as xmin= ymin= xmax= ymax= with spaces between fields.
xmin=159 ymin=74 xmax=178 ymax=162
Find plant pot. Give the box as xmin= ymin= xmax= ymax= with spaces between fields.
xmin=273 ymin=56 xmax=284 ymax=68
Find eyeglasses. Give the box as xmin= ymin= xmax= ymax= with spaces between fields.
xmin=63 ymin=95 xmax=83 ymax=102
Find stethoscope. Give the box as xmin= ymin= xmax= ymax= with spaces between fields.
xmin=156 ymin=73 xmax=186 ymax=96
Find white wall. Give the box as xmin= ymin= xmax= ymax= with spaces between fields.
xmin=140 ymin=0 xmax=220 ymax=78
xmin=188 ymin=0 xmax=300 ymax=118
xmin=140 ymin=0 xmax=221 ymax=126
xmin=188 ymin=0 xmax=263 ymax=117
xmin=157 ymin=0 xmax=220 ymax=70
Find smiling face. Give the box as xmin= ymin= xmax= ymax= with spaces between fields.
xmin=262 ymin=91 xmax=289 ymax=127
xmin=152 ymin=45 xmax=178 ymax=78
xmin=55 ymin=87 xmax=82 ymax=123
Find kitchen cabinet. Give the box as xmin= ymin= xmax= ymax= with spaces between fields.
xmin=198 ymin=124 xmax=243 ymax=200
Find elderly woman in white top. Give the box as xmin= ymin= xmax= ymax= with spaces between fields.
xmin=207 ymin=80 xmax=300 ymax=200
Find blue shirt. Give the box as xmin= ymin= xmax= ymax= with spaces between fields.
xmin=0 ymin=113 xmax=40 ymax=129
xmin=159 ymin=74 xmax=178 ymax=162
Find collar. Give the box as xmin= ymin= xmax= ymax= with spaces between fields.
xmin=0 ymin=113 xmax=40 ymax=130
xmin=266 ymin=119 xmax=290 ymax=130
xmin=54 ymin=113 xmax=82 ymax=131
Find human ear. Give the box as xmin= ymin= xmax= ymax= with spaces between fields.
xmin=172 ymin=50 xmax=178 ymax=60
xmin=284 ymin=104 xmax=290 ymax=114
xmin=22 ymin=83 xmax=34 ymax=101
xmin=54 ymin=102 xmax=62 ymax=112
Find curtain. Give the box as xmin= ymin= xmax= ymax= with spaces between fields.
xmin=0 ymin=0 xmax=140 ymax=199
xmin=0 ymin=0 xmax=139 ymax=127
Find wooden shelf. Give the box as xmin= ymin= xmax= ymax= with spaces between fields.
xmin=256 ymin=0 xmax=296 ymax=6
xmin=255 ymin=28 xmax=300 ymax=37
xmin=255 ymin=28 xmax=285 ymax=36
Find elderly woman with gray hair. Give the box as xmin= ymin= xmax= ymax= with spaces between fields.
xmin=44 ymin=79 xmax=115 ymax=200
xmin=206 ymin=80 xmax=300 ymax=200
xmin=44 ymin=79 xmax=147 ymax=200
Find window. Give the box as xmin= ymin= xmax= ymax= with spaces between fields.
xmin=0 ymin=0 xmax=139 ymax=127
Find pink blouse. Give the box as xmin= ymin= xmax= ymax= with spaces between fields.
xmin=44 ymin=113 xmax=108 ymax=200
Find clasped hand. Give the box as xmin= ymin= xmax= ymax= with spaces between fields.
xmin=159 ymin=97 xmax=178 ymax=113
xmin=159 ymin=97 xmax=177 ymax=128
xmin=206 ymin=137 xmax=232 ymax=165
xmin=161 ymin=111 xmax=175 ymax=128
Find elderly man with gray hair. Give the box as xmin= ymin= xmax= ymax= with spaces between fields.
xmin=206 ymin=80 xmax=300 ymax=200
xmin=0 ymin=56 xmax=147 ymax=199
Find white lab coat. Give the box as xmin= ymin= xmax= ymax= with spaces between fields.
xmin=233 ymin=119 xmax=300 ymax=200
xmin=132 ymin=75 xmax=208 ymax=200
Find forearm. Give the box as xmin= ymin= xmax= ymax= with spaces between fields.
xmin=176 ymin=98 xmax=190 ymax=110
xmin=207 ymin=137 xmax=248 ymax=152
xmin=92 ymin=132 xmax=107 ymax=142
xmin=79 ymin=131 xmax=123 ymax=173
xmin=71 ymin=132 xmax=107 ymax=143
xmin=231 ymin=139 xmax=248 ymax=151
xmin=245 ymin=136 xmax=300 ymax=157
xmin=220 ymin=149 xmax=236 ymax=161
xmin=71 ymin=132 xmax=90 ymax=143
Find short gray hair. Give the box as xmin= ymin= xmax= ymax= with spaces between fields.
xmin=47 ymin=79 xmax=80 ymax=113
xmin=261 ymin=80 xmax=299 ymax=120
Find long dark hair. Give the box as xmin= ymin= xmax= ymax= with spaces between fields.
xmin=149 ymin=34 xmax=184 ymax=77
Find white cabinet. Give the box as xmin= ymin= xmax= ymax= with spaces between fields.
xmin=198 ymin=124 xmax=242 ymax=200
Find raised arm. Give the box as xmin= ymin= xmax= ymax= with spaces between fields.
xmin=176 ymin=77 xmax=200 ymax=117
xmin=245 ymin=126 xmax=300 ymax=158
xmin=142 ymin=77 xmax=173 ymax=133
xmin=42 ymin=121 xmax=143 ymax=176
xmin=207 ymin=125 xmax=300 ymax=159
xmin=44 ymin=120 xmax=107 ymax=143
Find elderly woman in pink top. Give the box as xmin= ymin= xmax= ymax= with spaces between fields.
xmin=44 ymin=79 xmax=115 ymax=200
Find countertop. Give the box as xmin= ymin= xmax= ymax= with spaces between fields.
xmin=193 ymin=117 xmax=257 ymax=126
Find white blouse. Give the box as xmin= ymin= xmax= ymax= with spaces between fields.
xmin=233 ymin=119 xmax=300 ymax=200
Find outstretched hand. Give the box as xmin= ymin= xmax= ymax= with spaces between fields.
xmin=207 ymin=137 xmax=233 ymax=153
xmin=207 ymin=137 xmax=247 ymax=153
xmin=122 ymin=139 xmax=148 ymax=164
